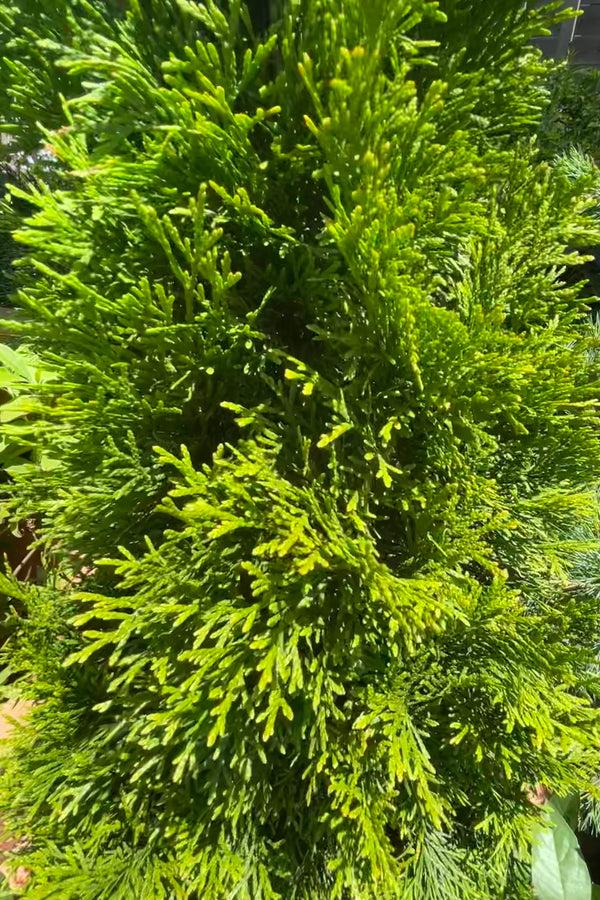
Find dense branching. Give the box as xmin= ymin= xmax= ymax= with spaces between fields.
xmin=0 ymin=2 xmax=598 ymax=898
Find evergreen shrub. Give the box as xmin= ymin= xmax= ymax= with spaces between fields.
xmin=0 ymin=2 xmax=598 ymax=898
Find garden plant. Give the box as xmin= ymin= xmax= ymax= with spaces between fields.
xmin=0 ymin=1 xmax=598 ymax=898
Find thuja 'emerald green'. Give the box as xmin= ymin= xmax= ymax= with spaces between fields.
xmin=0 ymin=2 xmax=598 ymax=898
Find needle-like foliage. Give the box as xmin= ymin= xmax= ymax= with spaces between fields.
xmin=0 ymin=2 xmax=598 ymax=898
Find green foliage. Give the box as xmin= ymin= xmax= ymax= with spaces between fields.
xmin=0 ymin=0 xmax=123 ymax=154
xmin=1 ymin=152 xmax=63 ymax=310
xmin=0 ymin=1 xmax=598 ymax=898
xmin=538 ymin=62 xmax=600 ymax=161
xmin=0 ymin=344 xmax=56 ymax=472
xmin=581 ymin=778 xmax=600 ymax=839
xmin=555 ymin=148 xmax=600 ymax=222
xmin=532 ymin=797 xmax=592 ymax=900
xmin=554 ymin=148 xmax=600 ymax=303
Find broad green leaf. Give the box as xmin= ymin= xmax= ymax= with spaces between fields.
xmin=0 ymin=396 xmax=36 ymax=423
xmin=532 ymin=801 xmax=592 ymax=900
xmin=0 ymin=343 xmax=35 ymax=382
xmin=552 ymin=792 xmax=580 ymax=831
